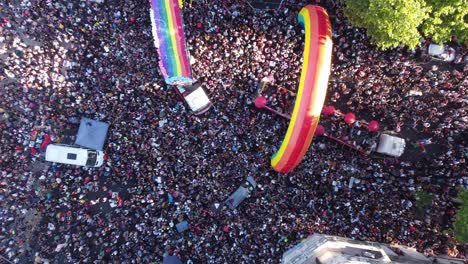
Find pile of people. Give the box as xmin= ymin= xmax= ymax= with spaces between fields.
xmin=0 ymin=0 xmax=466 ymax=263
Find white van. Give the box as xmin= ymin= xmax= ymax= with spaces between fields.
xmin=428 ymin=43 xmax=456 ymax=62
xmin=175 ymin=81 xmax=212 ymax=115
xmin=45 ymin=144 xmax=104 ymax=167
xmin=375 ymin=133 xmax=406 ymax=157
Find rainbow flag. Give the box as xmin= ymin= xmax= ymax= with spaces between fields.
xmin=271 ymin=6 xmax=333 ymax=173
xmin=150 ymin=0 xmax=193 ymax=85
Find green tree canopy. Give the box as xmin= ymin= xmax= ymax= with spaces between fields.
xmin=422 ymin=0 xmax=468 ymax=46
xmin=452 ymin=187 xmax=468 ymax=243
xmin=342 ymin=0 xmax=467 ymax=49
xmin=415 ymin=189 xmax=435 ymax=208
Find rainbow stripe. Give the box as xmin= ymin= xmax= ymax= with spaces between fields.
xmin=150 ymin=0 xmax=193 ymax=85
xmin=271 ymin=5 xmax=333 ymax=173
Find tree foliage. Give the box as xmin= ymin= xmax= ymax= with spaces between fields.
xmin=342 ymin=0 xmax=467 ymax=49
xmin=452 ymin=187 xmax=468 ymax=243
xmin=342 ymin=0 xmax=429 ymax=50
xmin=422 ymin=0 xmax=468 ymax=45
xmin=415 ymin=189 xmax=434 ymax=208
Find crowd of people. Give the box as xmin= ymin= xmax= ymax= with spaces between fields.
xmin=0 ymin=0 xmax=467 ymax=263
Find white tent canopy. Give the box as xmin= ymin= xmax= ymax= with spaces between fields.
xmin=75 ymin=117 xmax=109 ymax=151
xmin=376 ymin=134 xmax=406 ymax=157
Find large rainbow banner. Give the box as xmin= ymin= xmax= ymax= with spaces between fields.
xmin=271 ymin=6 xmax=333 ymax=173
xmin=150 ymin=0 xmax=193 ymax=85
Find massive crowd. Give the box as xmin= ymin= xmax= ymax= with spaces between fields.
xmin=0 ymin=0 xmax=467 ymax=263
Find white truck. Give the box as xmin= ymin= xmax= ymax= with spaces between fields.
xmin=375 ymin=133 xmax=406 ymax=157
xmin=45 ymin=144 xmax=104 ymax=167
xmin=175 ymin=81 xmax=212 ymax=115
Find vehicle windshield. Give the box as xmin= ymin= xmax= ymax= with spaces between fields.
xmin=86 ymin=150 xmax=97 ymax=166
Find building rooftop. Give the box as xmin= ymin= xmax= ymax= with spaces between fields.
xmin=282 ymin=234 xmax=437 ymax=264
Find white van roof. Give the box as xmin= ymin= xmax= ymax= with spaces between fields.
xmin=184 ymin=86 xmax=211 ymax=113
xmin=428 ymin=44 xmax=445 ymax=56
xmin=45 ymin=144 xmax=89 ymax=166
xmin=376 ymin=134 xmax=406 ymax=157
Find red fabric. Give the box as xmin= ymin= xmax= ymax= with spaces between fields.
xmin=31 ymin=130 xmax=38 ymax=140
xmin=417 ymin=142 xmax=426 ymax=153
xmin=39 ymin=134 xmax=51 ymax=150
xmin=117 ymin=196 xmax=123 ymax=207
xmin=30 ymin=148 xmax=37 ymax=155
xmin=373 ymin=84 xmax=381 ymax=92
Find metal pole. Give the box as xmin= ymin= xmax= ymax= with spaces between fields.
xmin=325 ymin=134 xmax=368 ymax=155
xmin=273 ymin=84 xmax=296 ymax=96
xmin=0 ymin=254 xmax=15 ymax=264
xmin=277 ymin=0 xmax=285 ymax=11
xmin=244 ymin=0 xmax=254 ymax=10
xmin=263 ymin=105 xmax=291 ymax=119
